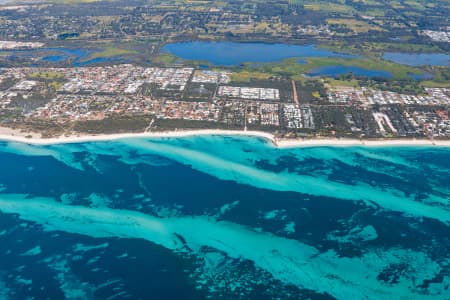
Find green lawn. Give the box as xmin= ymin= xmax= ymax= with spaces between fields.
xmin=87 ymin=47 xmax=136 ymax=60
xmin=230 ymin=70 xmax=273 ymax=82
xmin=152 ymin=53 xmax=180 ymax=65
xmin=30 ymin=71 xmax=65 ymax=80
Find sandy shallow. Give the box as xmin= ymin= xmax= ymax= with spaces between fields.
xmin=0 ymin=127 xmax=449 ymax=148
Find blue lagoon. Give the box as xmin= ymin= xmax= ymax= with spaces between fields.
xmin=383 ymin=52 xmax=450 ymax=67
xmin=162 ymin=42 xmax=355 ymax=66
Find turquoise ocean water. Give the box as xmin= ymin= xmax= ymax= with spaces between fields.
xmin=0 ymin=135 xmax=449 ymax=299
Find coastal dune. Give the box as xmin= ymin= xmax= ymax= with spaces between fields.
xmin=1 ymin=127 xmax=449 ymax=147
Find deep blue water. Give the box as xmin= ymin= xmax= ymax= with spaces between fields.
xmin=162 ymin=42 xmax=356 ymax=66
xmin=308 ymin=66 xmax=393 ymax=78
xmin=0 ymin=136 xmax=449 ymax=300
xmin=383 ymin=52 xmax=450 ymax=67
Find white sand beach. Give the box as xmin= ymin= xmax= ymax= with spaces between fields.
xmin=1 ymin=126 xmax=449 ymax=147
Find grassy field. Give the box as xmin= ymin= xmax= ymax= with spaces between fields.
xmin=29 ymin=71 xmax=66 ymax=91
xmin=30 ymin=71 xmax=65 ymax=80
xmin=229 ymin=70 xmax=273 ymax=82
xmin=420 ymin=81 xmax=450 ymax=88
xmin=318 ymin=41 xmax=445 ymax=57
xmin=87 ymin=47 xmax=136 ymax=60
xmin=256 ymin=56 xmax=422 ymax=80
xmin=324 ymin=78 xmax=360 ymax=87
xmin=326 ymin=18 xmax=384 ymax=33
xmin=152 ymin=53 xmax=180 ymax=65
xmin=303 ymin=2 xmax=354 ymax=13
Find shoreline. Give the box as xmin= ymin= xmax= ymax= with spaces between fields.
xmin=1 ymin=127 xmax=450 ymax=148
